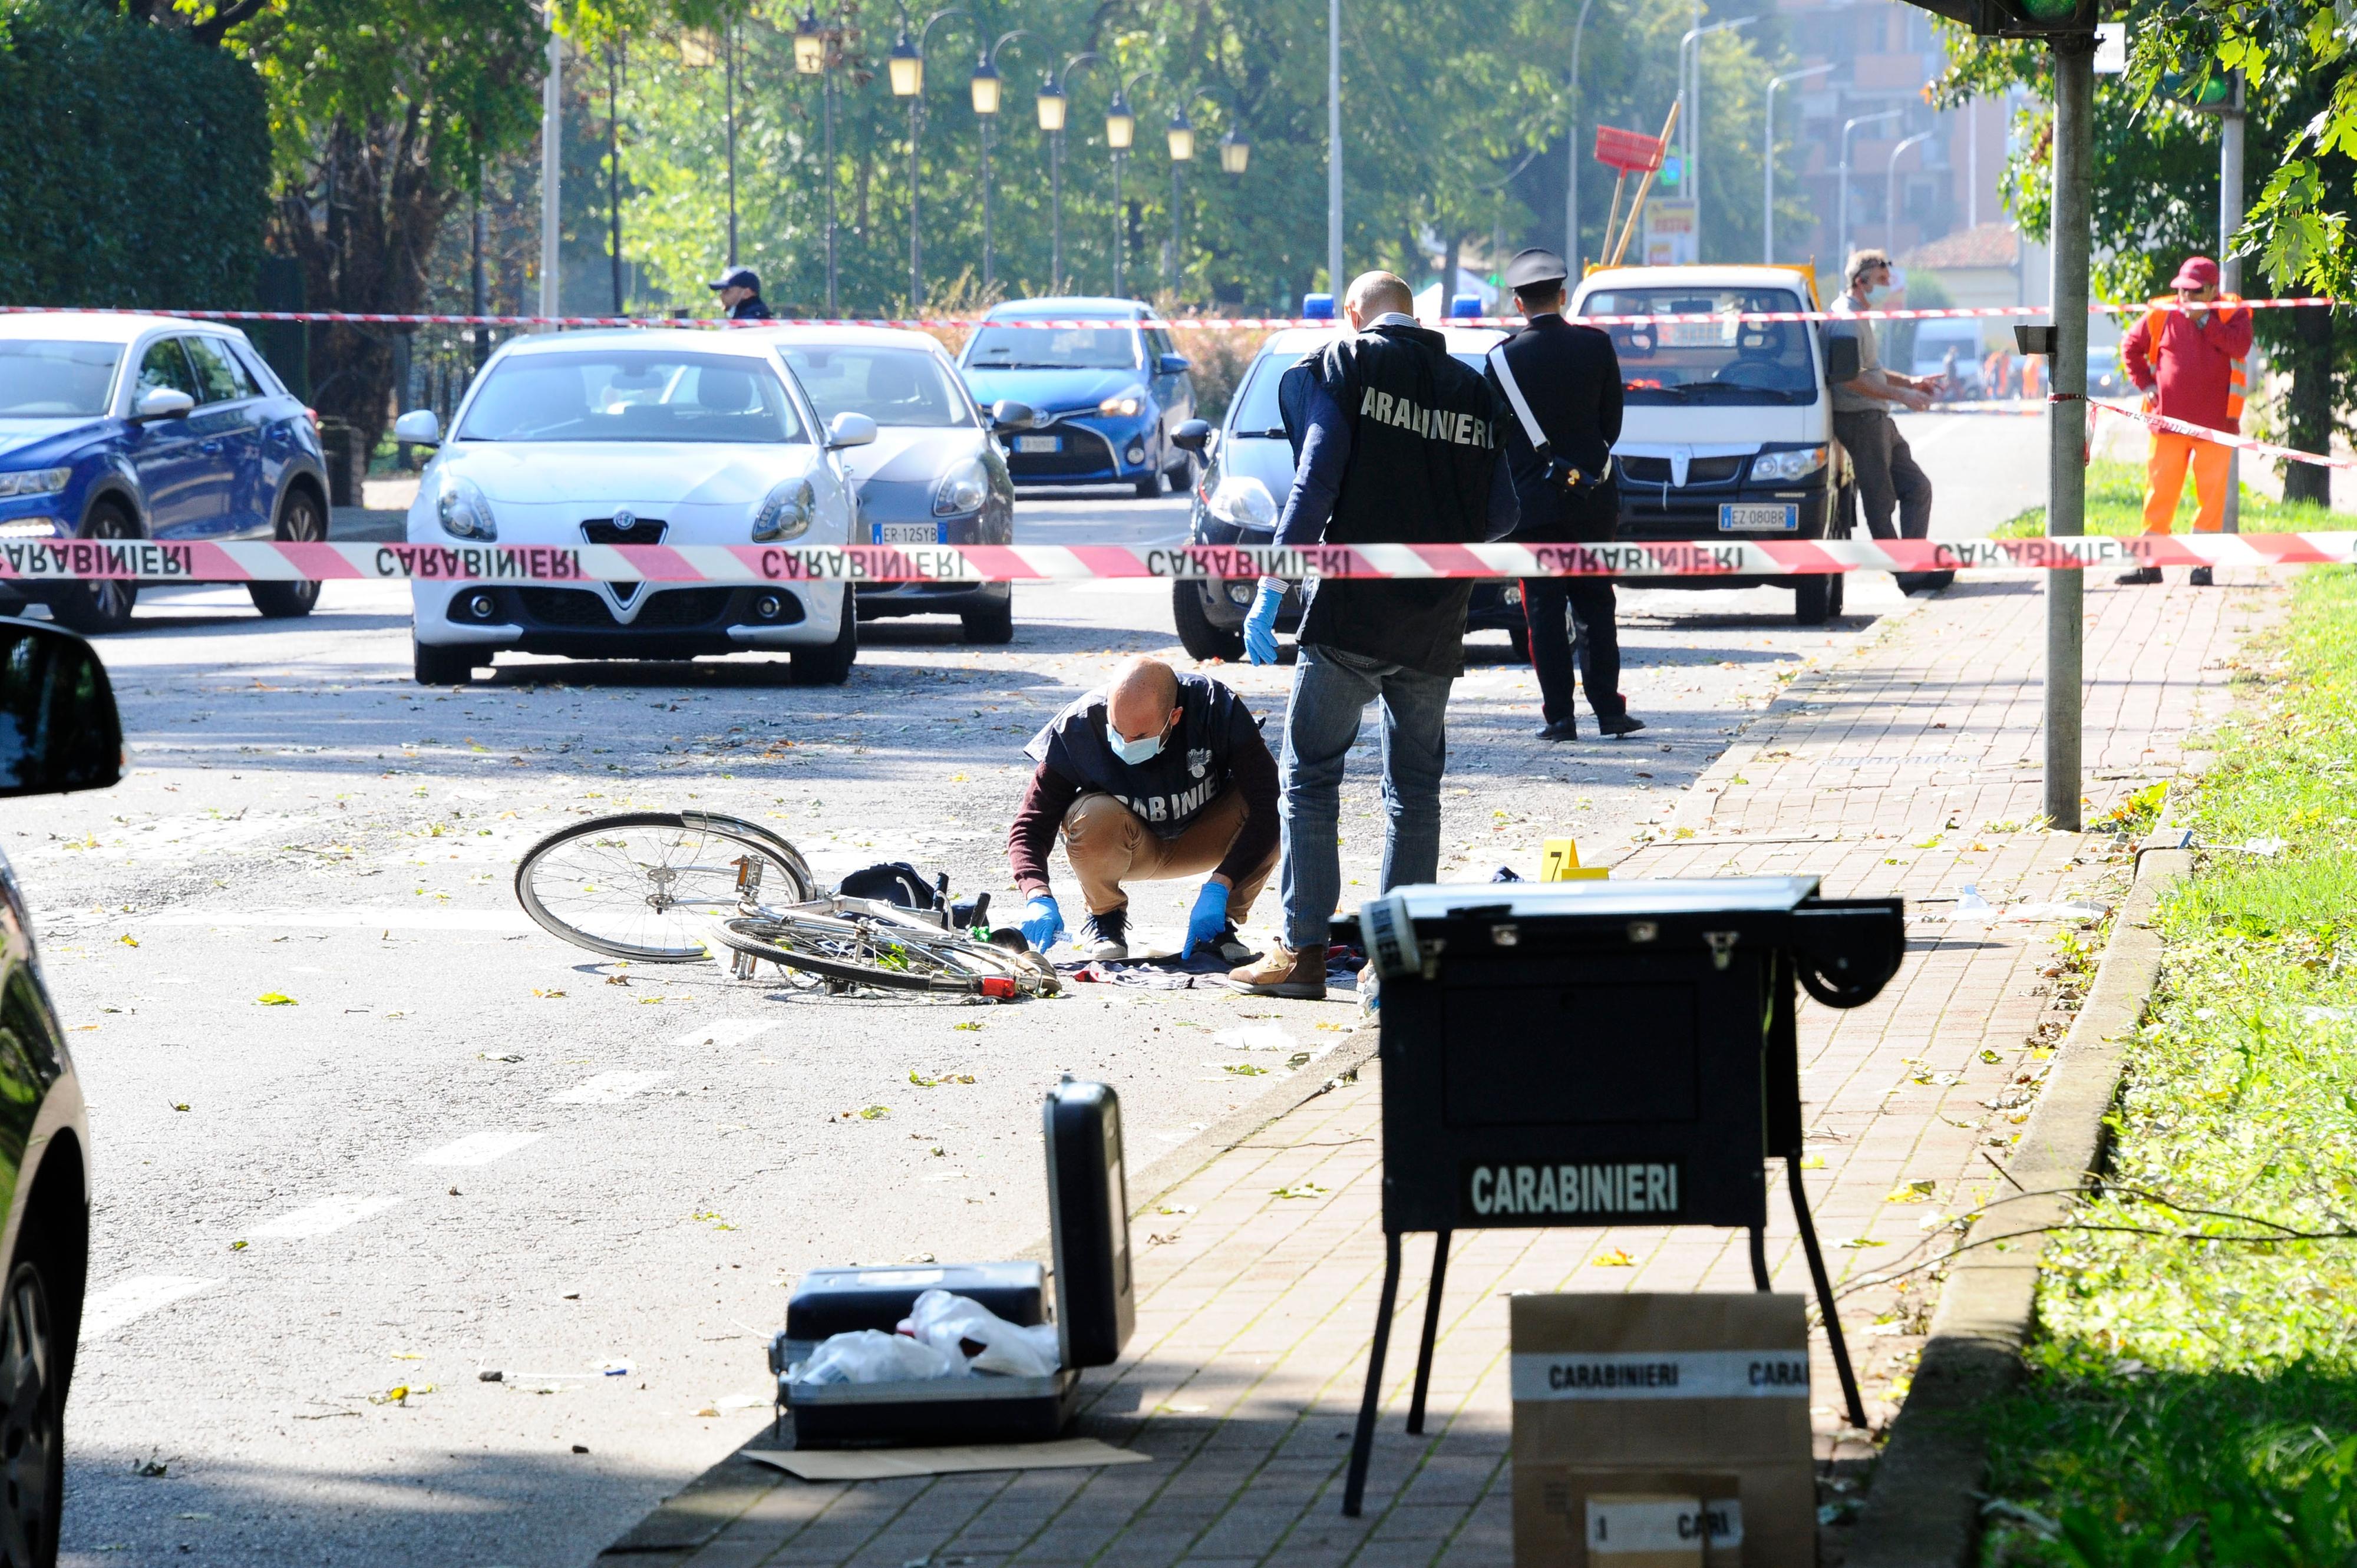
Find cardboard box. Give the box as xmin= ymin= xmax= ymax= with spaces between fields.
xmin=1511 ymin=1294 xmax=1815 ymax=1567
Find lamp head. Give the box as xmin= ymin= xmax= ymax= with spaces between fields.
xmin=1104 ymin=93 xmax=1134 ymax=150
xmin=888 ymin=31 xmax=922 ymax=95
xmin=1166 ymin=107 xmax=1194 ymax=163
xmin=969 ymin=55 xmax=1001 ymax=115
xmin=793 ymin=7 xmax=825 ymax=75
xmin=1036 ymin=72 xmax=1065 ymax=131
xmin=1218 ymin=128 xmax=1249 ymax=175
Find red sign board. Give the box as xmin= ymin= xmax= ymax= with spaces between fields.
xmin=1594 ymin=124 xmax=1666 ymax=173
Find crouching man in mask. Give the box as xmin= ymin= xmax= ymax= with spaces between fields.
xmin=1008 ymin=656 xmax=1279 ymax=963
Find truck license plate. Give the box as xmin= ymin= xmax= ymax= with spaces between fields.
xmin=1719 ymin=503 xmax=1800 ymax=532
xmin=877 ymin=523 xmax=942 ymax=546
xmin=1014 ymin=435 xmax=1061 ymax=453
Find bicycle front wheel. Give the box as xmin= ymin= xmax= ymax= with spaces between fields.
xmin=516 ymin=811 xmax=816 ymax=960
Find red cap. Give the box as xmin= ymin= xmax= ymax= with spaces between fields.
xmin=2171 ymin=256 xmax=2220 ymax=290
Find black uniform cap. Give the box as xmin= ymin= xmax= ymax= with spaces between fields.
xmin=707 ymin=266 xmax=761 ymax=293
xmin=1502 ymin=247 xmax=1569 ymax=293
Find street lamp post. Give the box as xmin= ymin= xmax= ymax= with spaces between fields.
xmin=795 ymin=6 xmax=838 ymax=312
xmin=1167 ymin=106 xmax=1192 ymax=296
xmin=1836 ymin=110 xmax=1901 ymax=263
xmin=890 ymin=7 xmax=968 ymax=311
xmin=1564 ymin=0 xmax=1600 ymax=270
xmin=970 ymin=29 xmax=1031 ymax=293
xmin=1884 ymin=129 xmax=1933 ymax=253
xmin=1327 ymin=0 xmax=1342 ymax=294
xmin=1043 ymin=52 xmax=1104 ymax=293
xmin=1104 ymin=71 xmax=1151 ymax=298
xmin=1678 ymin=14 xmax=1754 ymax=258
xmin=1763 ymin=62 xmax=1834 ymax=264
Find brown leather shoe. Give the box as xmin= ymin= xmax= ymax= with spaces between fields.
xmin=1227 ymin=941 xmax=1327 ymax=1000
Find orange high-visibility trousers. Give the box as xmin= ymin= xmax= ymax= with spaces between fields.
xmin=2143 ymin=428 xmax=2232 ymax=534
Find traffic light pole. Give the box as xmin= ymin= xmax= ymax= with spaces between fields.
xmin=2044 ymin=32 xmax=2093 ymax=833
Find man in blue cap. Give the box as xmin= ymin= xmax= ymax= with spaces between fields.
xmin=708 ymin=266 xmax=773 ymax=321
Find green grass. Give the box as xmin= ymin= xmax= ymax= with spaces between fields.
xmin=1977 ymin=567 xmax=2357 ymax=1565
xmin=1989 ymin=458 xmax=2352 ymax=537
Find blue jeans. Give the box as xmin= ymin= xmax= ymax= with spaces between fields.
xmin=1277 ymin=642 xmax=1453 ymax=949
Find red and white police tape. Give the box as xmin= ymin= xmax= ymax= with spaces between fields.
xmin=0 ymin=297 xmax=2338 ymax=331
xmin=6 ymin=534 xmax=2354 ymax=587
xmin=2089 ymin=400 xmax=2357 ymax=471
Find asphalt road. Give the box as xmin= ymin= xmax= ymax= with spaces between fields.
xmin=38 ymin=417 xmax=2016 ymax=1567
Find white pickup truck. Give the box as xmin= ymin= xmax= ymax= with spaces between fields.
xmin=1566 ymin=263 xmax=1858 ymax=624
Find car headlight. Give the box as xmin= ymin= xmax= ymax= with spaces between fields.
xmin=932 ymin=457 xmax=990 ymax=517
xmin=1098 ymin=385 xmax=1148 ymax=419
xmin=1749 ymin=446 xmax=1827 ymax=483
xmin=1206 ymin=476 xmax=1277 ymax=530
xmin=437 ymin=473 xmax=497 ymax=540
xmin=752 ymin=477 xmax=817 ymax=542
xmin=0 ymin=468 xmax=72 ymax=500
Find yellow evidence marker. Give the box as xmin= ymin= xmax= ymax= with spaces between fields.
xmin=1540 ymin=837 xmax=1610 ymax=882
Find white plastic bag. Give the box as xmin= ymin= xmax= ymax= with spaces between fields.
xmin=786 ymin=1328 xmax=966 ymax=1386
xmin=897 ymin=1289 xmax=1062 ymax=1378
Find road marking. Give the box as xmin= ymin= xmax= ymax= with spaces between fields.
xmin=672 ymin=1021 xmax=776 ymax=1049
xmin=414 ymin=1130 xmax=544 ymax=1167
xmin=550 ymin=1069 xmax=672 ymax=1104
xmin=135 ymin=906 xmax=537 ymax=932
xmin=249 ymin=1194 xmax=404 ymax=1239
xmin=80 ymin=1275 xmax=217 ymax=1339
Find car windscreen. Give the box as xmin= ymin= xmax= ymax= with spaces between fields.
xmin=0 ymin=341 xmax=123 ymax=417
xmin=455 ymin=351 xmax=807 ymax=443
xmin=1226 ymin=348 xmax=1493 ymax=438
xmin=1579 ymin=289 xmax=1817 ymax=405
xmin=963 ymin=325 xmax=1140 ymax=371
xmin=780 ymin=345 xmax=973 ymax=428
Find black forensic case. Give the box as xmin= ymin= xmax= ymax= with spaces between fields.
xmin=779 ymin=1075 xmax=1134 ymax=1447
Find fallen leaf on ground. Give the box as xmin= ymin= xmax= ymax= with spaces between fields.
xmin=256 ymin=992 xmax=298 ymax=1006
xmin=1592 ymin=1249 xmax=1636 ymax=1267
xmin=1270 ymin=1182 xmax=1328 ymax=1200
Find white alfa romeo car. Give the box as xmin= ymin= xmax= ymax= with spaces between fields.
xmin=395 ymin=328 xmax=875 ymax=686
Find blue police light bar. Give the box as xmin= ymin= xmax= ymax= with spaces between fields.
xmin=1302 ymin=293 xmax=1336 ymax=319
xmin=1450 ymin=293 xmax=1483 ymax=319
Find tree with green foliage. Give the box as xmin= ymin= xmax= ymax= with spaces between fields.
xmin=0 ymin=2 xmax=269 ymax=311
xmin=1933 ymin=1 xmax=2352 ymax=500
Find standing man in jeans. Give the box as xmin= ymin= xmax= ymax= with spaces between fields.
xmin=1825 ymin=249 xmax=1947 ymax=594
xmin=1226 ymin=270 xmax=1518 ymax=1000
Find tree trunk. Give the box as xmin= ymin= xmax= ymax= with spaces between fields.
xmin=2282 ymin=302 xmax=2333 ymax=507
xmin=273 ymin=113 xmax=458 ymax=461
xmin=1441 ymin=230 xmax=1461 ymax=318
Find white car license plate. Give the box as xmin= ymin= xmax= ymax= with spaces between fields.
xmin=1719 ymin=503 xmax=1800 ymax=532
xmin=1014 ymin=435 xmax=1061 ymax=453
xmin=877 ymin=523 xmax=941 ymax=546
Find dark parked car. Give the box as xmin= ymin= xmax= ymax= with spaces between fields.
xmin=956 ymin=298 xmax=1196 ymax=498
xmin=0 ymin=617 xmax=123 ymax=1564
xmin=1168 ymin=323 xmax=1530 ymax=663
xmin=0 ymin=315 xmax=332 ymax=634
xmin=773 ymin=326 xmax=1025 ymax=643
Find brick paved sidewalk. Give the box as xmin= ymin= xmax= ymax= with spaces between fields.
xmin=603 ymin=573 xmax=2267 ymax=1568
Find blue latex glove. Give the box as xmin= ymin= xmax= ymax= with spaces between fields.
xmin=1183 ymin=880 xmax=1232 ymax=957
xmin=1243 ymin=582 xmax=1283 ymax=665
xmin=1019 ymin=893 xmax=1064 ymax=952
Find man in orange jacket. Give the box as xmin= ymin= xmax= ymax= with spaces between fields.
xmin=2117 ymin=255 xmax=2252 ymax=586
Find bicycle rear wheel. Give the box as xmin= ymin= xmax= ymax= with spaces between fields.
xmin=516 ymin=811 xmax=816 ymax=960
xmin=713 ymin=903 xmax=1057 ymax=997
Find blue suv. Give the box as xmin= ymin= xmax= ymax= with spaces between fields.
xmin=0 ymin=314 xmax=331 ymax=633
xmin=956 ymin=298 xmax=1195 ymax=498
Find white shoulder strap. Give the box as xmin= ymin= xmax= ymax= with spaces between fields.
xmin=1485 ymin=342 xmax=1552 ymax=454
